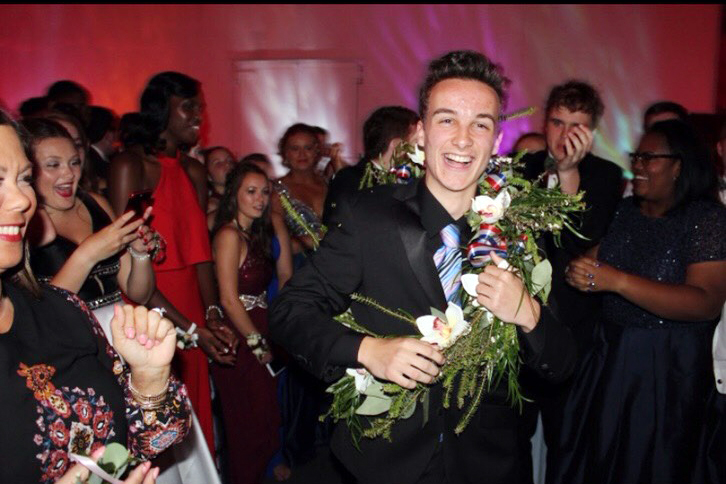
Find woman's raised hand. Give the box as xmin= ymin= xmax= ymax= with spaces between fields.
xmin=79 ymin=208 xmax=149 ymax=262
xmin=110 ymin=304 xmax=176 ymax=375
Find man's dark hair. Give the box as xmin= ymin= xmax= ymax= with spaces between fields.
xmin=545 ymin=80 xmax=605 ymax=128
xmin=363 ymin=106 xmax=419 ymax=162
xmin=418 ymin=50 xmax=509 ymax=120
xmin=46 ymin=80 xmax=89 ymax=105
xmin=646 ymin=119 xmax=718 ymax=212
xmin=643 ymin=101 xmax=688 ymax=130
xmin=86 ymin=106 xmax=116 ymax=144
xmin=18 ymin=97 xmax=48 ymax=118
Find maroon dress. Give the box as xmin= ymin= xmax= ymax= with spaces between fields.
xmin=211 ymin=236 xmax=280 ymax=484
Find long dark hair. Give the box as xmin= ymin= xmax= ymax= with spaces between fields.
xmin=139 ymin=71 xmax=200 ymax=153
xmin=212 ymin=162 xmax=273 ymax=258
xmin=644 ymin=120 xmax=719 ymax=213
xmin=0 ymin=110 xmax=41 ymax=297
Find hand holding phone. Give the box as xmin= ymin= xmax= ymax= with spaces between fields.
xmin=125 ymin=190 xmax=153 ymax=223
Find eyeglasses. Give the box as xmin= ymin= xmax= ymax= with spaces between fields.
xmin=628 ymin=152 xmax=680 ymax=166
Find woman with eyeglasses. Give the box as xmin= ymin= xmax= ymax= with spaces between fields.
xmin=549 ymin=120 xmax=726 ymax=484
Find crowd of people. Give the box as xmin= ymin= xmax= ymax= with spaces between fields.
xmin=2 ymin=49 xmax=725 ymax=484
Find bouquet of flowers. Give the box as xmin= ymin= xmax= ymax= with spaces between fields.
xmin=279 ymin=144 xmax=585 ymax=446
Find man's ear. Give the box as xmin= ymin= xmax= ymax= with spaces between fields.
xmin=492 ymin=130 xmax=504 ymax=155
xmin=415 ymin=120 xmax=425 ymax=148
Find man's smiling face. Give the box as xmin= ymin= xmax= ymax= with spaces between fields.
xmin=418 ymin=78 xmax=502 ymax=209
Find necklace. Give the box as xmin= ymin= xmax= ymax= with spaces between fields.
xmin=233 ymin=218 xmax=251 ymax=234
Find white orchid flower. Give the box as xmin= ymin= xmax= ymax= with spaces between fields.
xmin=408 ymin=145 xmax=425 ymax=166
xmin=471 ymin=189 xmax=512 ymax=224
xmin=346 ymin=368 xmax=374 ymax=392
xmin=460 ymin=273 xmax=481 ymax=307
xmin=416 ymin=302 xmax=470 ymax=349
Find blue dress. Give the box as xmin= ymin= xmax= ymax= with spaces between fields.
xmin=549 ymin=198 xmax=726 ymax=484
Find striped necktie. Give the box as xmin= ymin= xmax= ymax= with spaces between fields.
xmin=433 ymin=223 xmax=462 ymax=304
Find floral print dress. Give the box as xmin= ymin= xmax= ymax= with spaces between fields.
xmin=0 ymin=282 xmax=191 ymax=483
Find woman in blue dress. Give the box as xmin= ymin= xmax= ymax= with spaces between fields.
xmin=550 ymin=120 xmax=726 ymax=484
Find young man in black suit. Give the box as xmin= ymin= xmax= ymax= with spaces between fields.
xmin=519 ymin=81 xmax=623 ymax=482
xmin=270 ymin=50 xmax=576 ymax=484
xmin=323 ymin=105 xmax=419 ymax=225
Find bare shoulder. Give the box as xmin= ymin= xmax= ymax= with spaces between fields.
xmin=181 ymin=155 xmax=207 ymax=183
xmin=213 ymin=224 xmax=244 ymax=249
xmin=110 ymin=149 xmax=144 ymax=174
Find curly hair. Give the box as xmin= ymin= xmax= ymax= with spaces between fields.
xmin=545 ymin=80 xmax=605 ymax=128
xmin=212 ymin=162 xmax=273 ymax=259
xmin=418 ymin=50 xmax=510 ymax=120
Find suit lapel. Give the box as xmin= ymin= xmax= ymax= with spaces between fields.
xmin=394 ymin=182 xmax=446 ymax=307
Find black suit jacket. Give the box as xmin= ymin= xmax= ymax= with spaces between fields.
xmin=522 ymin=151 xmax=623 ymax=353
xmin=270 ymin=179 xmax=577 ymax=484
xmin=322 ymin=160 xmax=367 ymax=226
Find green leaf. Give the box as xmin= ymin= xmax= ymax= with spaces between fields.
xmin=355 ymin=394 xmax=391 ymax=416
xmin=99 ymin=442 xmax=130 ymax=473
xmin=362 ymin=381 xmax=386 ymax=398
xmin=400 ymin=397 xmax=417 ymax=419
xmin=530 ymin=259 xmax=552 ymax=302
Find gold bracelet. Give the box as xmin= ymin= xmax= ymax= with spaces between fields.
xmin=128 ymin=375 xmax=170 ymax=410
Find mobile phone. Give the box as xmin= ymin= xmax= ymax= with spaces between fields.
xmin=266 ymin=360 xmax=286 ymax=378
xmin=125 ymin=190 xmax=153 ymax=223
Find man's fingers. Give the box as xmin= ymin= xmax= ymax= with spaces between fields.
xmin=406 ymin=339 xmax=445 ymax=366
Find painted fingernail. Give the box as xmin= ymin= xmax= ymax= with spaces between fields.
xmin=587 ymin=273 xmax=594 ymax=279
xmin=138 ymin=334 xmax=148 ymax=345
xmin=153 ymin=467 xmax=160 ymax=478
xmin=595 ymin=262 xmax=601 ymax=267
xmin=588 ymin=281 xmax=595 ymax=287
xmin=125 ymin=327 xmax=135 ymax=338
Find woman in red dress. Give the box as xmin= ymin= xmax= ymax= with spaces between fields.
xmin=108 ymin=72 xmax=236 ymax=456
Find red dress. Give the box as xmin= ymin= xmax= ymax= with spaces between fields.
xmin=151 ymin=153 xmax=215 ymax=455
xmin=211 ymin=236 xmax=280 ymax=484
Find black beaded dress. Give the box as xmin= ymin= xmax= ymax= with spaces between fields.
xmin=30 ymin=191 xmax=122 ymax=340
xmin=548 ymin=197 xmax=726 ymax=484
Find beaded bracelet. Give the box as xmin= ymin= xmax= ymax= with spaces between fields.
xmin=128 ymin=375 xmax=169 ymax=411
xmin=127 ymin=246 xmax=151 ymax=261
xmin=205 ymin=305 xmax=224 ymax=321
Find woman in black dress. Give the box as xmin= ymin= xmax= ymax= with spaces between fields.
xmin=551 ymin=120 xmax=726 ymax=484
